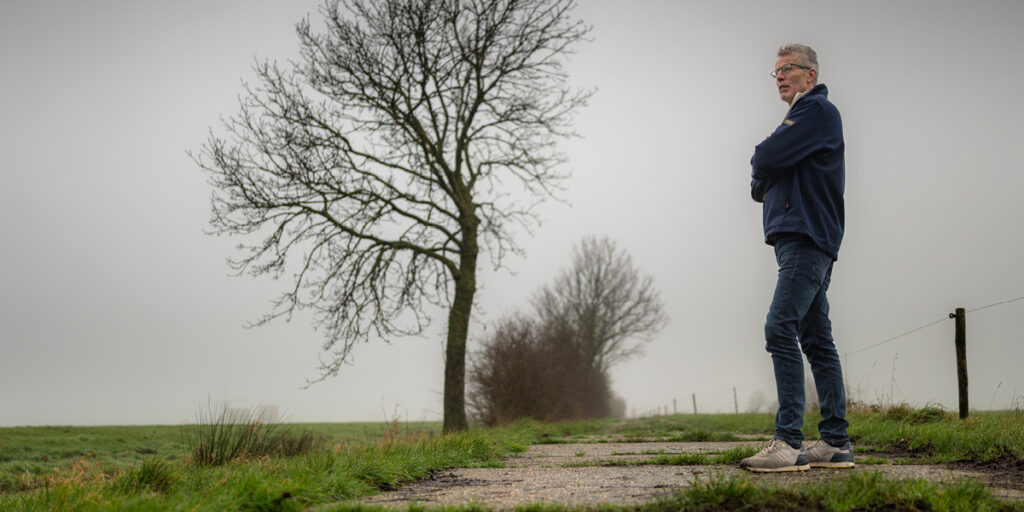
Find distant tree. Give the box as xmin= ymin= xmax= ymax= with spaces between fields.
xmin=193 ymin=0 xmax=590 ymax=432
xmin=533 ymin=236 xmax=668 ymax=374
xmin=467 ymin=314 xmax=612 ymax=425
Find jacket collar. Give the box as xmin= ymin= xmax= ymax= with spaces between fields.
xmin=790 ymin=83 xmax=828 ymax=108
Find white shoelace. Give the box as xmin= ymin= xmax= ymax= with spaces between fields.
xmin=758 ymin=439 xmax=785 ymax=454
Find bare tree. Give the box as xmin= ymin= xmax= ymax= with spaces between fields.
xmin=193 ymin=0 xmax=590 ymax=432
xmin=533 ymin=236 xmax=668 ymax=374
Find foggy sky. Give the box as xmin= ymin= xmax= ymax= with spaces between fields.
xmin=2 ymin=0 xmax=1022 ymax=426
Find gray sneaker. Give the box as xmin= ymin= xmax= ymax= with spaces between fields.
xmin=805 ymin=439 xmax=855 ymax=468
xmin=740 ymin=439 xmax=810 ymax=472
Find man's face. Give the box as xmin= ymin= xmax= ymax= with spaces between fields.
xmin=774 ymin=54 xmax=816 ymax=104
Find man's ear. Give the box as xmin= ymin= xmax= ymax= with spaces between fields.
xmin=807 ymin=67 xmax=818 ymax=84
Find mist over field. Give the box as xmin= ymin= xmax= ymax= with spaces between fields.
xmin=1 ymin=0 xmax=1022 ymax=427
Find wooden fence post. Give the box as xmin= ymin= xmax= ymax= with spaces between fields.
xmin=733 ymin=387 xmax=739 ymax=414
xmin=691 ymin=393 xmax=697 ymax=414
xmin=951 ymin=307 xmax=969 ymax=419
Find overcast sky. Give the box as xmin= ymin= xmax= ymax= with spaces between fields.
xmin=2 ymin=0 xmax=1022 ymax=426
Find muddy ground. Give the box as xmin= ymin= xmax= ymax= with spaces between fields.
xmin=343 ymin=441 xmax=1024 ymax=510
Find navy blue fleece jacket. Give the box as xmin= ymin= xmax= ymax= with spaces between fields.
xmin=751 ymin=83 xmax=845 ymax=259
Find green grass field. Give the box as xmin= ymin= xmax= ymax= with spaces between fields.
xmin=0 ymin=421 xmax=442 ymax=494
xmin=0 ymin=405 xmax=1021 ymax=511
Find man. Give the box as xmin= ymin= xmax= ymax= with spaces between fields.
xmin=740 ymin=43 xmax=854 ymax=472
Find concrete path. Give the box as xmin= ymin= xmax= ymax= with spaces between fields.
xmin=350 ymin=441 xmax=1024 ymax=510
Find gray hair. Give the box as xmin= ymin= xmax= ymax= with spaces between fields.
xmin=777 ymin=43 xmax=819 ymax=83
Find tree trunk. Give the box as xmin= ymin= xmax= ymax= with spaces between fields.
xmin=443 ymin=214 xmax=478 ymax=433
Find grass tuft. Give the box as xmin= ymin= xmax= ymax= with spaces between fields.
xmin=883 ymin=402 xmax=952 ymax=424
xmin=180 ymin=404 xmax=327 ymax=466
xmin=673 ymin=472 xmax=799 ymax=511
xmin=112 ymin=458 xmax=179 ymax=495
xmin=857 ymin=455 xmax=888 ymax=465
xmin=563 ymin=445 xmax=760 ymax=468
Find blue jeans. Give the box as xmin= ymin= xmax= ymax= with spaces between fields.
xmin=765 ymin=234 xmax=849 ymax=448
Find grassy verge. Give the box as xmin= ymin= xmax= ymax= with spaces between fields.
xmin=537 ymin=405 xmax=1024 ymax=464
xmin=847 ymin=407 xmax=1024 ymax=463
xmin=561 ymin=445 xmax=760 ymax=468
xmin=532 ymin=413 xmax=773 ymax=444
xmin=651 ymin=471 xmax=1023 ymax=512
xmin=2 ymin=405 xmax=1021 ymax=510
xmin=0 ymin=421 xmax=526 ymax=511
xmin=0 ymin=420 xmax=442 ymax=493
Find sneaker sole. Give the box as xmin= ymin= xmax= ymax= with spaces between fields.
xmin=809 ymin=461 xmax=855 ymax=468
xmin=742 ymin=464 xmax=811 ymax=473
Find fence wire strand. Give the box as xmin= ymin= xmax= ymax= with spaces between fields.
xmin=842 ymin=293 xmax=1024 ymax=357
xmin=841 ymin=316 xmax=949 ymax=357
xmin=671 ymin=293 xmax=1024 ymax=414
xmin=967 ymin=294 xmax=1024 ymax=314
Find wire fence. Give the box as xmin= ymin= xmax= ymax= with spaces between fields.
xmin=652 ymin=294 xmax=1024 ymax=417
xmin=840 ymin=294 xmax=1024 ymax=358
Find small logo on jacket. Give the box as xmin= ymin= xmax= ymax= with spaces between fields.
xmin=783 ymin=119 xmax=795 ymax=126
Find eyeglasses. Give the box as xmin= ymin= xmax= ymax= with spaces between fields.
xmin=770 ymin=63 xmax=811 ymax=79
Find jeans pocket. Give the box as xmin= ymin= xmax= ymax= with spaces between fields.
xmin=811 ymin=248 xmax=834 ymax=287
